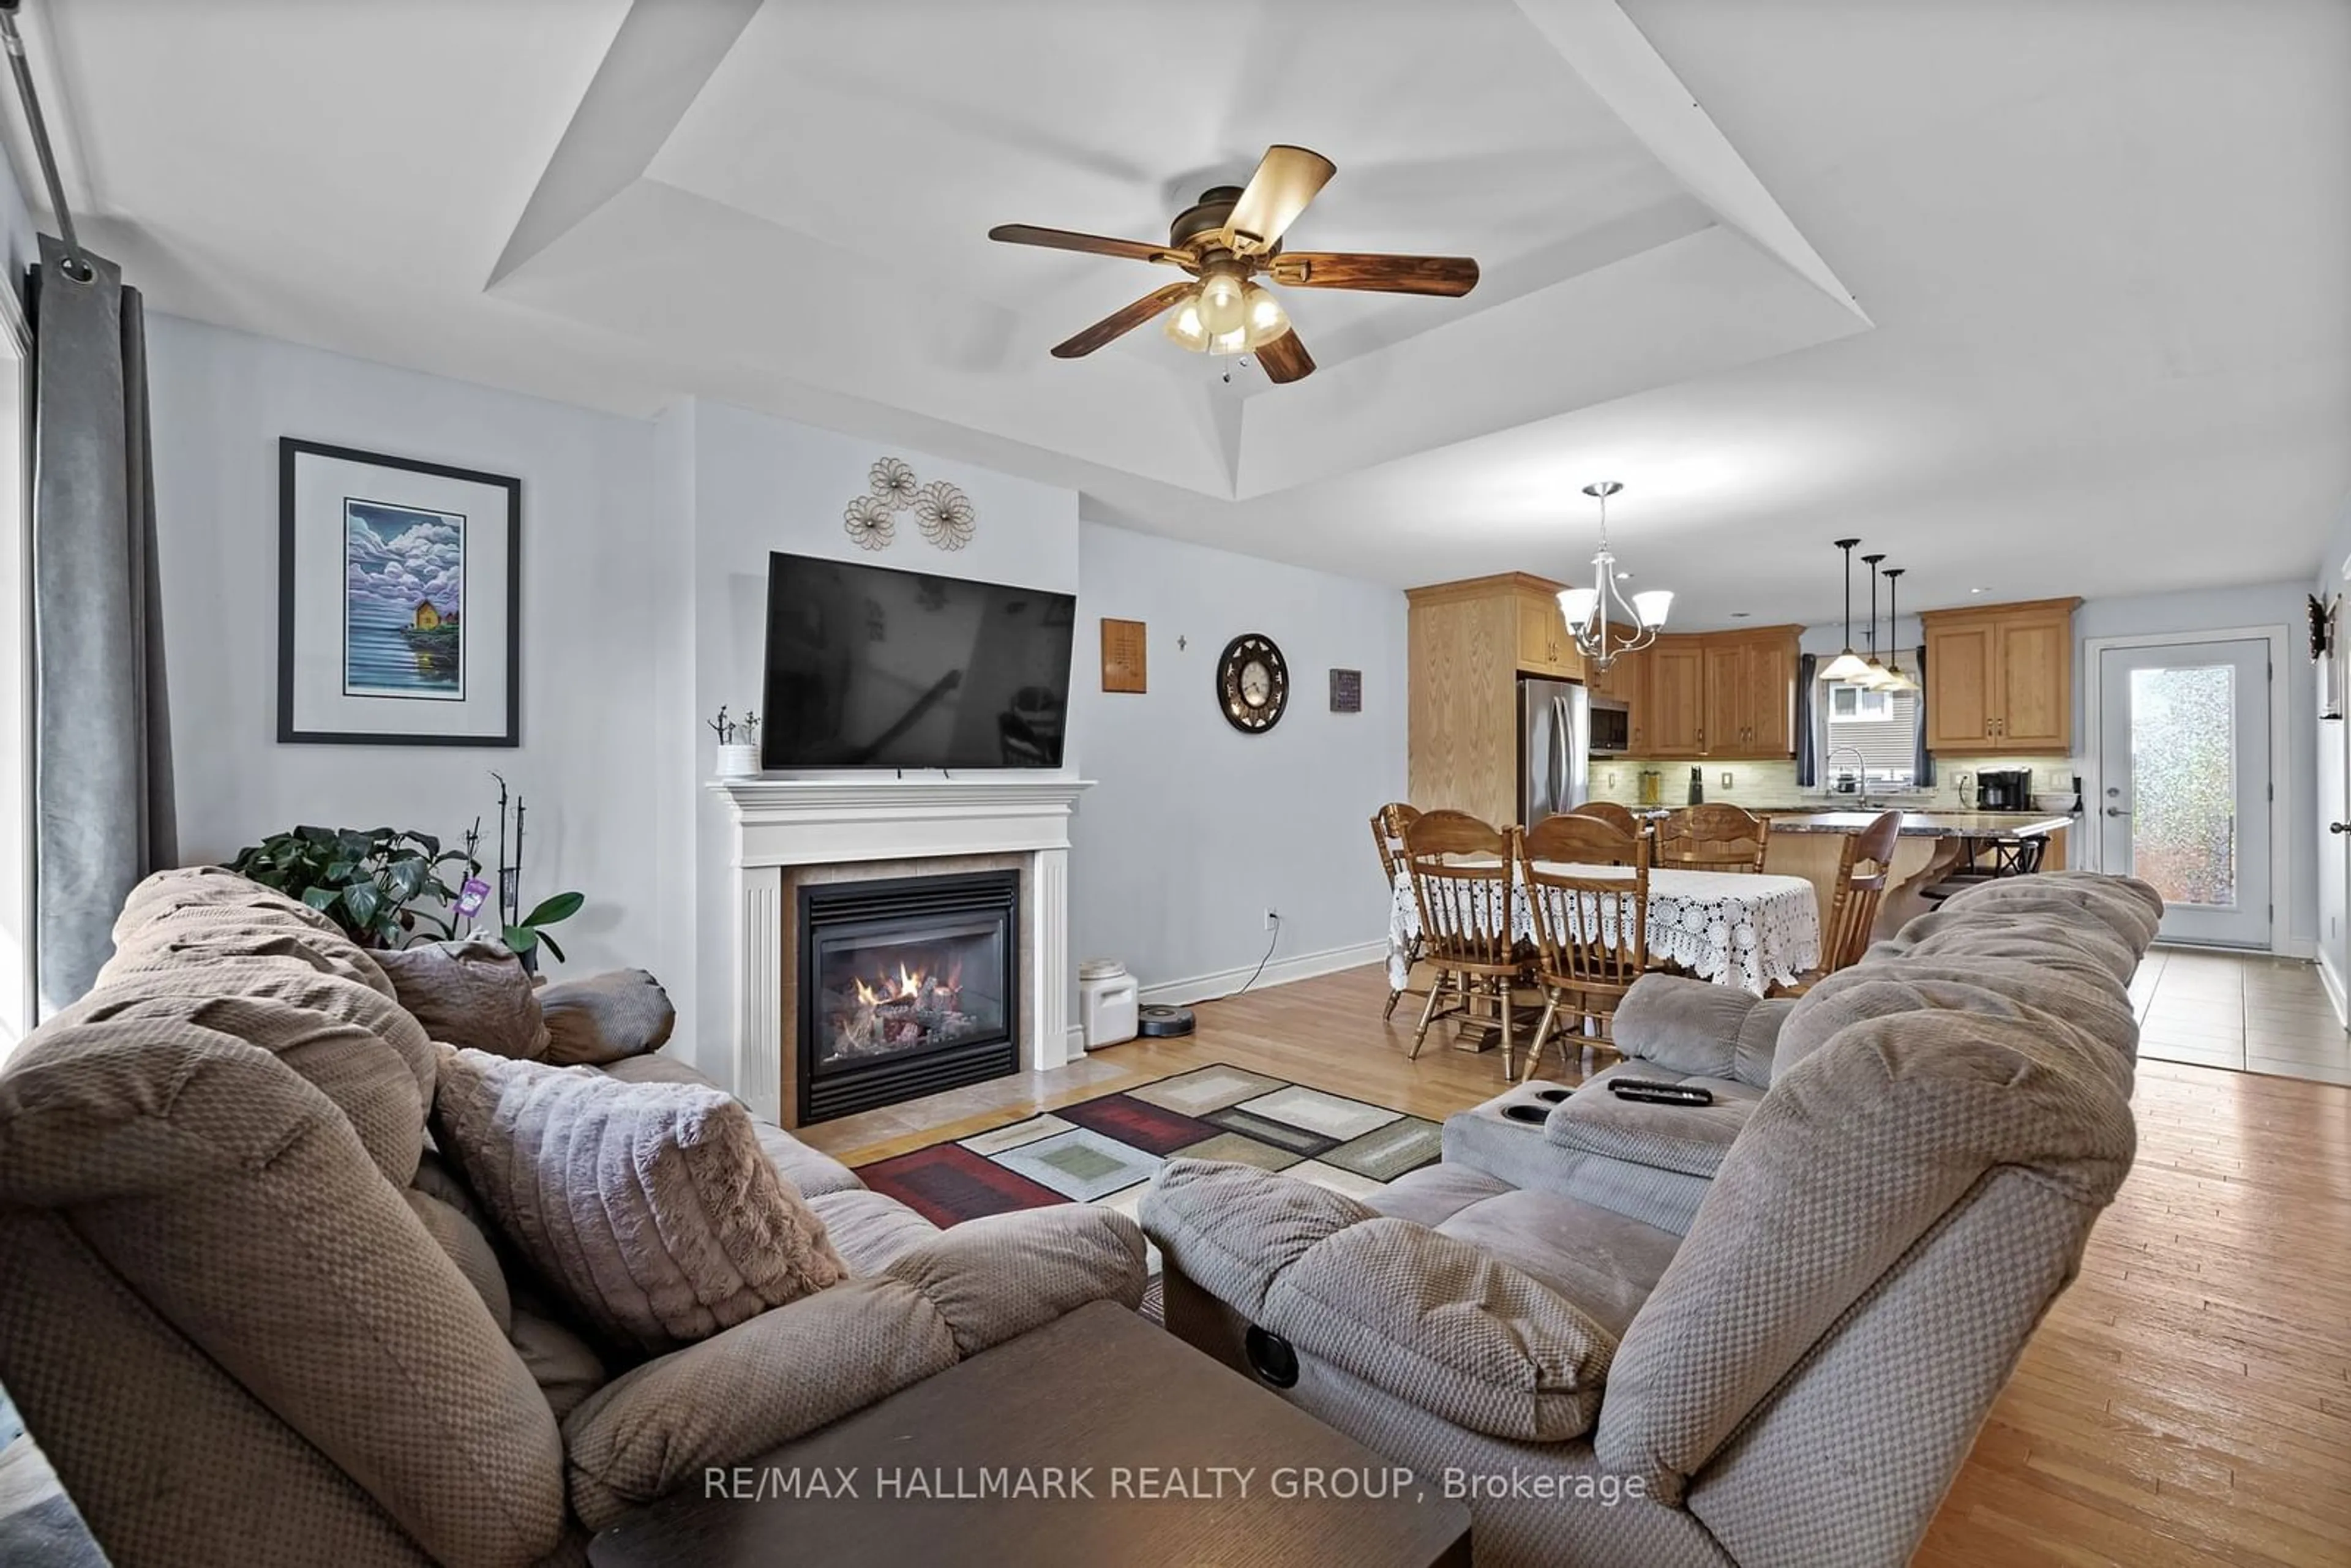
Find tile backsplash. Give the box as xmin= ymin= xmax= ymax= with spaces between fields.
xmin=1593 ymin=755 xmax=2077 ymax=810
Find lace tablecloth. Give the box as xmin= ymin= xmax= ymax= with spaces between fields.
xmin=1389 ymin=864 xmax=1821 ymax=996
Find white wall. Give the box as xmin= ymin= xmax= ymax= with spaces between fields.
xmin=144 ymin=313 xmax=673 ymax=979
xmin=1070 ymin=521 xmax=1409 ymax=1000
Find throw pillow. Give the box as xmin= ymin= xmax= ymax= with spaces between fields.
xmin=538 ymin=969 xmax=676 ymax=1067
xmin=377 ymin=940 xmax=550 ymax=1060
xmin=430 ymin=1047 xmax=847 ymax=1355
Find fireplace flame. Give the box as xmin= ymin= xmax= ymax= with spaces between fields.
xmin=849 ymin=959 xmax=962 ymax=1009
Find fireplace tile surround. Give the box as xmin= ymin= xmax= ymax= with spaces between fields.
xmin=710 ymin=776 xmax=1092 ymax=1128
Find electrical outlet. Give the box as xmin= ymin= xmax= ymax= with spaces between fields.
xmin=1720 ymin=771 xmax=1733 ymax=789
xmin=1264 ymin=908 xmax=1281 ymax=930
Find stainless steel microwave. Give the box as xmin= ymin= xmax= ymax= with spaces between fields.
xmin=1588 ymin=695 xmax=1631 ymax=756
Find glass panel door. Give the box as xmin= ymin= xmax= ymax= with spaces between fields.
xmin=2098 ymin=640 xmax=2271 ymax=948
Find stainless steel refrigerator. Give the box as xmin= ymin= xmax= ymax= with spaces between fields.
xmin=1519 ymin=676 xmax=1591 ymax=823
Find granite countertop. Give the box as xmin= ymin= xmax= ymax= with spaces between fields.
xmin=1764 ymin=811 xmax=2075 ymax=838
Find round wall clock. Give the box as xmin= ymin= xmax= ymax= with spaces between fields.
xmin=1217 ymin=632 xmax=1289 ymax=734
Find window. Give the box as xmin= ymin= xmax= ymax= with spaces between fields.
xmin=1828 ymin=683 xmax=1892 ymax=722
xmin=0 ymin=285 xmax=25 ymax=1052
xmin=1824 ymin=683 xmax=1921 ymax=789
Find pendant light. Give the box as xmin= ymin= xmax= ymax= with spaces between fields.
xmin=1878 ymin=567 xmax=1921 ymax=691
xmin=1818 ymin=538 xmax=1875 ymax=682
xmin=1858 ymin=553 xmax=1895 ymax=689
xmin=1556 ymin=481 xmax=1673 ymax=673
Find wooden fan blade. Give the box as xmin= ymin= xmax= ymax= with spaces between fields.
xmin=989 ymin=224 xmax=1187 ymax=266
xmin=1051 ymin=281 xmax=1198 ymax=358
xmin=1220 ymin=144 xmax=1337 ymax=255
xmin=1267 ymin=252 xmax=1480 ymax=296
xmin=1255 ymin=328 xmax=1316 ymax=384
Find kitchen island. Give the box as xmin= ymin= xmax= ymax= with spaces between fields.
xmin=1761 ymin=812 xmax=2075 ymax=939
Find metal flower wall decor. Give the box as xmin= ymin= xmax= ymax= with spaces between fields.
xmin=912 ymin=479 xmax=976 ymax=550
xmin=842 ymin=493 xmax=896 ymax=551
xmin=839 ymin=456 xmax=978 ymax=553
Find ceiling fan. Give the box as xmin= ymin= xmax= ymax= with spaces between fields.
xmin=988 ymin=144 xmax=1479 ymax=385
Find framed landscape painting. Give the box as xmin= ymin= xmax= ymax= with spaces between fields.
xmin=277 ymin=438 xmax=520 ymax=746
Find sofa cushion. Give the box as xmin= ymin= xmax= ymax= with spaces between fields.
xmin=561 ymin=1204 xmax=1145 ymax=1529
xmin=538 ymin=970 xmax=676 ymax=1067
xmin=810 ymin=1187 xmax=941 ymax=1274
xmin=40 ymin=983 xmax=429 ymax=1187
xmin=374 ymin=939 xmax=549 ymax=1060
xmin=102 ymin=870 xmax=396 ymax=1003
xmin=1428 ymin=1187 xmax=1681 ymax=1340
xmin=1613 ymin=975 xmax=1794 ymax=1089
xmin=1145 ymin=1160 xmax=1616 ymax=1442
xmin=561 ymin=1278 xmax=959 ymax=1530
xmin=1543 ymin=1067 xmax=1757 ymax=1179
xmin=0 ymin=1017 xmax=566 ymax=1566
xmin=430 ymin=1048 xmax=849 ymax=1356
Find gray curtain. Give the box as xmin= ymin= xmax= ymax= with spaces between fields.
xmin=31 ymin=235 xmax=175 ymax=1009
xmin=1912 ymin=643 xmax=1935 ymax=787
xmin=1794 ymin=653 xmax=1820 ymax=787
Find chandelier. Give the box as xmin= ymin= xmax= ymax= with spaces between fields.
xmin=1558 ymin=481 xmax=1673 ymax=672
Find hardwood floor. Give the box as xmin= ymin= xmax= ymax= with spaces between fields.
xmin=800 ymin=962 xmax=2351 ymax=1567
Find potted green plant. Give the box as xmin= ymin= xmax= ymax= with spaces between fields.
xmin=228 ymin=826 xmax=473 ymax=949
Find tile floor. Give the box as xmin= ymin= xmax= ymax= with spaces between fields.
xmin=2129 ymin=946 xmax=2351 ymax=1082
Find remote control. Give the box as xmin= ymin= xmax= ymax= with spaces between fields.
xmin=1608 ymin=1079 xmax=1715 ymax=1106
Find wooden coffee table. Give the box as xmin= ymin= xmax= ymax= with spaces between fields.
xmin=589 ymin=1300 xmax=1471 ymax=1567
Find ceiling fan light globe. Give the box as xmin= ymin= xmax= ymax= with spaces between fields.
xmin=1630 ymin=589 xmax=1673 ymax=629
xmin=1196 ymin=274 xmax=1248 ymax=336
xmin=1163 ymin=299 xmax=1210 ymax=353
xmin=1240 ymin=283 xmax=1290 ymax=350
xmin=1820 ymin=650 xmax=1875 ymax=683
xmin=1558 ymin=587 xmax=1600 ymax=629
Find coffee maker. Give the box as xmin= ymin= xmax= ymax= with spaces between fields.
xmin=1976 ymin=767 xmax=2034 ymax=812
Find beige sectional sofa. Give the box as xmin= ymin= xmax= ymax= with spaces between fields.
xmin=1144 ymin=871 xmax=2160 ymax=1568
xmin=0 ymin=868 xmax=1147 ymax=1567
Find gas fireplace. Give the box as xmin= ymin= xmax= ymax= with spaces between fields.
xmin=797 ymin=869 xmax=1020 ymax=1123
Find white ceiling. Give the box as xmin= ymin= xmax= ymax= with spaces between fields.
xmin=14 ymin=0 xmax=2348 ymax=627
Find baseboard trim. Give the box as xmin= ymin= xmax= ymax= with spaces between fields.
xmin=2322 ymin=951 xmax=2348 ymax=1029
xmin=1136 ymin=938 xmax=1390 ymax=1010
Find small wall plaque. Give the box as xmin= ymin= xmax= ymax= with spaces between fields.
xmin=1329 ymin=667 xmax=1362 ymax=713
xmin=1101 ymin=618 xmax=1147 ymax=694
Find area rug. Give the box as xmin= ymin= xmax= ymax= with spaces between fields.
xmin=854 ymin=1065 xmax=1444 ymax=1262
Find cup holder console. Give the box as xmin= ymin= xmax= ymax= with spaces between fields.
xmin=1535 ymin=1087 xmax=1570 ymax=1104
xmin=1502 ymin=1102 xmax=1550 ymax=1126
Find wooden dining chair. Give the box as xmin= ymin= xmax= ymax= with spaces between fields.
xmin=1517 ymin=817 xmax=1650 ymax=1082
xmin=1772 ymin=809 xmax=1902 ymax=997
xmin=1370 ymin=802 xmax=1423 ymax=1019
xmin=1655 ymin=803 xmax=1772 ymax=873
xmin=1401 ymin=809 xmax=1528 ymax=1074
xmin=1565 ymin=800 xmax=1642 ymax=837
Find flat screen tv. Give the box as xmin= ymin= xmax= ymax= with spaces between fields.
xmin=760 ymin=551 xmax=1076 ymax=770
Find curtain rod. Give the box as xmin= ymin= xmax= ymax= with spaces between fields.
xmin=0 ymin=0 xmax=89 ymax=282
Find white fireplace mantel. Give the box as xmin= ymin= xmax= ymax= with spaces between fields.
xmin=709 ymin=775 xmax=1094 ymax=1124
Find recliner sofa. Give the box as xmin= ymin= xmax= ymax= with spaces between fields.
xmin=0 ymin=868 xmax=1147 ymax=1567
xmin=1144 ymin=871 xmax=2159 ymax=1568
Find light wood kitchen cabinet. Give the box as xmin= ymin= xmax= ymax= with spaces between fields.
xmin=1921 ymin=598 xmax=2079 ymax=752
xmin=1643 ymin=628 xmax=1799 ymax=759
xmin=1645 ymin=641 xmax=1706 ymax=756
xmin=1406 ymin=573 xmax=1572 ymax=824
xmin=1513 ymin=582 xmax=1581 ymax=680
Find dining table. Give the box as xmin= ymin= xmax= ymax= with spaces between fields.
xmin=1389 ymin=860 xmax=1823 ymax=997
